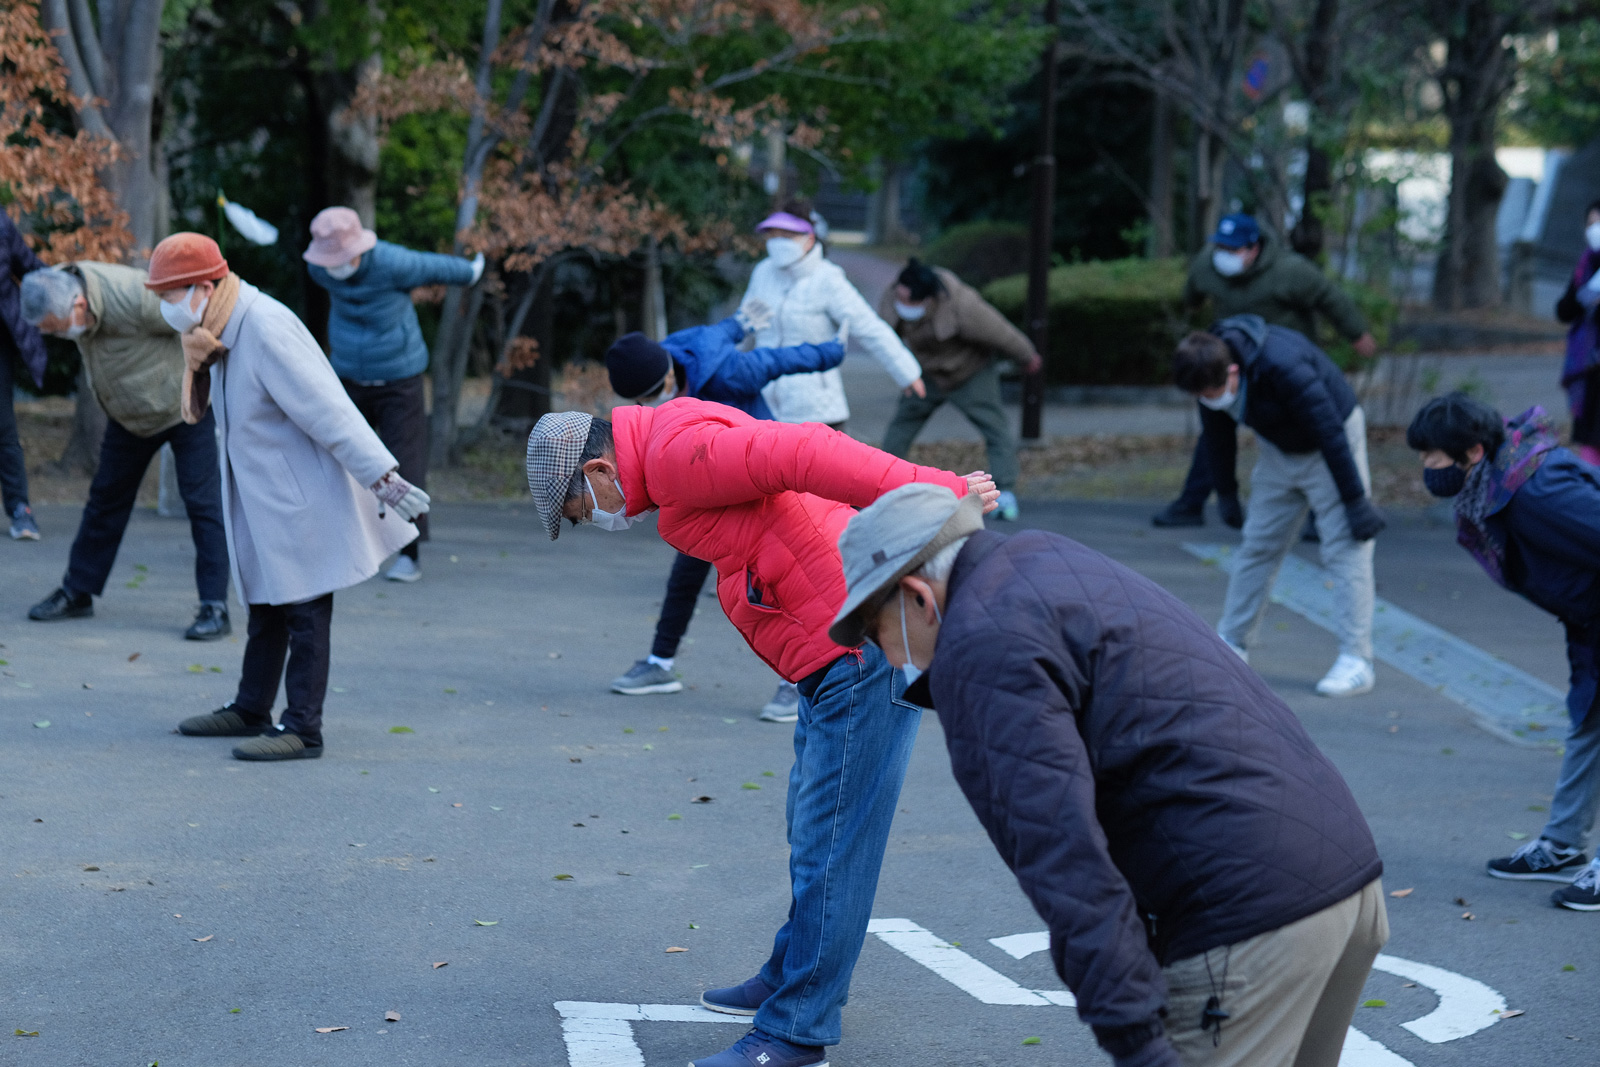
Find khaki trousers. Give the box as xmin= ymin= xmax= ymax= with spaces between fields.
xmin=1162 ymin=879 xmax=1389 ymax=1067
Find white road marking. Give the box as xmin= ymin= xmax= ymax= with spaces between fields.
xmin=553 ymin=1001 xmax=745 ymax=1067
xmin=1183 ymin=542 xmax=1564 ymax=745
xmin=989 ymin=931 xmax=1050 ymax=960
xmin=1340 ymin=1025 xmax=1417 ymax=1067
xmin=1371 ymin=954 xmax=1507 ymax=1043
xmin=867 ymin=918 xmax=1076 ymax=1006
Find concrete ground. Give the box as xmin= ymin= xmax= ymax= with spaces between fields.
xmin=1 ymin=497 xmax=1592 ymax=1067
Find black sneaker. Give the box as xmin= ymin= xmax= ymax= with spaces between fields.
xmin=1487 ymin=837 xmax=1588 ymax=881
xmin=185 ymin=602 xmax=231 ymax=641
xmin=233 ymin=730 xmax=322 ymax=761
xmin=1552 ymin=860 xmax=1600 ymax=911
xmin=28 ymin=587 xmax=93 ymax=621
xmin=178 ymin=705 xmax=271 ymax=737
xmin=1151 ymin=502 xmax=1204 ymax=528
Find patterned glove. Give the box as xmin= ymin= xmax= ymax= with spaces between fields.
xmin=371 ymin=470 xmax=431 ymax=522
xmin=736 ymin=298 xmax=773 ymax=333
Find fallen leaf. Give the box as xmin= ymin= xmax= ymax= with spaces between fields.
xmin=548 ymin=651 xmax=561 ymax=659
xmin=692 ymin=795 xmax=713 ymax=803
xmin=617 ymin=871 xmax=632 ymax=876
xmin=443 ymin=688 xmax=457 ymax=694
xmin=490 ymin=806 xmax=503 ymax=811
xmin=553 ymin=874 xmax=574 ymax=881
xmin=570 ymin=757 xmax=582 ymax=763
xmin=658 ymin=726 xmax=669 ymax=732
xmin=1507 ymin=831 xmax=1529 ymax=840
xmin=1362 ymin=999 xmax=1387 ymax=1008
xmin=473 ymin=919 xmax=499 ymax=926
xmin=665 ymin=946 xmax=688 ymax=953
xmin=742 ymin=783 xmax=761 ymax=790
xmin=230 ymin=1008 xmax=240 ymax=1013
xmin=193 ymin=935 xmax=213 ymax=942
xmin=33 ymin=721 xmax=49 ymax=729
xmin=1497 ymin=1009 xmax=1525 ymax=1019
xmin=384 ymin=1011 xmax=401 ymax=1022
xmin=691 ymin=863 xmax=709 ymax=869
xmin=1454 ymin=897 xmax=1469 ymax=906
xmin=427 ymin=787 xmax=440 ymax=793
xmin=332 ymin=686 xmax=347 ymax=693
xmin=127 ymin=652 xmax=140 ymax=661
xmin=762 ymin=771 xmax=776 ymax=777
xmin=667 ymin=813 xmax=681 ymax=820
xmin=82 ymin=683 xmax=92 ymax=689
xmin=623 ymin=727 xmax=635 ymax=734
xmin=1563 ymin=964 xmax=1577 ymax=971
xmin=389 ymin=726 xmax=415 ymax=734
xmin=722 ymin=717 xmax=737 ymax=724
xmin=452 ymin=803 xmax=463 ymax=808
xmin=187 ymin=664 xmax=204 ymax=673
xmin=314 ymin=1026 xmax=349 ymax=1033
xmin=1022 ymin=1036 xmax=1041 ymax=1046
xmin=1402 ymin=983 xmax=1417 ymax=988
xmin=432 ymin=962 xmax=448 ymax=969
xmin=83 ymin=865 xmax=99 ymax=871
xmin=642 ymin=743 xmax=654 ymax=750
xmin=15 ymin=1029 xmax=39 ymax=1036
xmin=1389 ymin=888 xmax=1414 ymax=898
xmin=1462 ymin=912 xmax=1475 ymax=920
xmin=689 ymin=923 xmax=699 ymax=929
xmin=208 ymin=666 xmax=222 ymax=673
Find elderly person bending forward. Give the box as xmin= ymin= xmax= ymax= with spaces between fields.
xmin=149 ymin=233 xmax=429 ymax=762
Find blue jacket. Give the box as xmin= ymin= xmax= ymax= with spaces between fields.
xmin=1200 ymin=314 xmax=1365 ymax=503
xmin=1 ymin=212 xmax=48 ymax=387
xmin=1492 ymin=450 xmax=1600 ymax=629
xmin=309 ymin=240 xmax=475 ymax=382
xmin=665 ymin=316 xmax=844 ymax=419
xmin=925 ymin=529 xmax=1381 ymax=1053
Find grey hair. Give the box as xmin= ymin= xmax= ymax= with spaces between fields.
xmin=563 ymin=417 xmax=616 ymax=505
xmin=914 ymin=535 xmax=971 ymax=584
xmin=20 ymin=268 xmax=84 ymax=325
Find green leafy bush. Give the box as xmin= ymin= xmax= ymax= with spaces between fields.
xmin=983 ymin=258 xmax=1190 ymax=386
xmin=924 ymin=221 xmax=1032 ymax=287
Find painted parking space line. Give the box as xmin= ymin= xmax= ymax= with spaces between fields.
xmin=553 ymin=1001 xmax=745 ymax=1067
xmin=1339 ymin=1025 xmax=1416 ymax=1067
xmin=1182 ymin=542 xmax=1564 ymax=746
xmin=1371 ymin=954 xmax=1506 ymax=1042
xmin=867 ymin=918 xmax=1074 ymax=1006
xmin=989 ymin=930 xmax=1050 ymax=960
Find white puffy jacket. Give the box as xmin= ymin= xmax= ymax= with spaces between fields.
xmin=740 ymin=244 xmax=921 ymax=425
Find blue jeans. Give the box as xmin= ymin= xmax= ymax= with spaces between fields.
xmin=754 ymin=643 xmax=922 ymax=1047
xmin=1545 ymin=628 xmax=1600 ymax=849
xmin=63 ymin=411 xmax=228 ymax=603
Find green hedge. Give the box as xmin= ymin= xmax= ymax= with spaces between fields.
xmin=982 ymin=257 xmax=1191 ymax=386
xmin=924 ymin=220 xmax=1032 ymax=287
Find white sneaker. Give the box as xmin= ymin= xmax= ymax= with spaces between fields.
xmin=1316 ymin=653 xmax=1375 ymax=697
xmin=385 ymin=556 xmax=421 ymax=582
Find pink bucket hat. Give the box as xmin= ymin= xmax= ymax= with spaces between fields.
xmin=303 ymin=207 xmax=377 ymax=267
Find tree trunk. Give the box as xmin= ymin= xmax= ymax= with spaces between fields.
xmin=1431 ymin=6 xmax=1515 ymax=311
xmin=641 ymin=236 xmax=668 ymax=341
xmin=1146 ymin=90 xmax=1174 ymax=258
xmin=1289 ymin=0 xmax=1340 ymax=259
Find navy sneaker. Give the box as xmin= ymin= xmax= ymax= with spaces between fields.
xmin=1488 ymin=837 xmax=1588 ymax=881
xmin=690 ymin=1028 xmax=827 ymax=1067
xmin=700 ymin=975 xmax=775 ymax=1017
xmin=1552 ymin=860 xmax=1600 ymax=911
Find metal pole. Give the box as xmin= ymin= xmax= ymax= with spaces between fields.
xmin=1021 ymin=0 xmax=1059 ymax=441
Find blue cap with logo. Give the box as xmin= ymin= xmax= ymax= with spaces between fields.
xmin=1211 ymin=213 xmax=1260 ymax=249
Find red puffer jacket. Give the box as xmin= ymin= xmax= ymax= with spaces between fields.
xmin=613 ymin=398 xmax=971 ymax=681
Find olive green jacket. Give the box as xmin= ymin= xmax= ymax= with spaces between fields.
xmin=876 ymin=267 xmax=1038 ymax=393
xmin=1183 ymin=233 xmax=1367 ymax=342
xmin=72 ymin=262 xmax=185 ymax=437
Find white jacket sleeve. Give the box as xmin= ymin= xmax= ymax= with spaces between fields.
xmin=824 ymin=271 xmax=921 ymax=388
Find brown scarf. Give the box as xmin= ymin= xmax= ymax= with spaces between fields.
xmin=179 ymin=271 xmax=242 ymax=424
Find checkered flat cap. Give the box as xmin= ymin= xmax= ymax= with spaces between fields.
xmin=527 ymin=411 xmax=594 ymax=540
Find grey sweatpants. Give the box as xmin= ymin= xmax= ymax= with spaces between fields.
xmin=1218 ymin=406 xmax=1374 ymax=662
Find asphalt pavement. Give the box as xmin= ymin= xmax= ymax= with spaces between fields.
xmin=1 ymin=499 xmax=1593 ymax=1066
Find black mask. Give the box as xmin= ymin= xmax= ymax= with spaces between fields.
xmin=1423 ymin=464 xmax=1467 ymax=498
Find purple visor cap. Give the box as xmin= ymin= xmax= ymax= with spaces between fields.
xmin=755 ymin=211 xmax=814 ymax=234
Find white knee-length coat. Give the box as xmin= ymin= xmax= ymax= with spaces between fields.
xmin=210 ymin=281 xmax=416 ymax=606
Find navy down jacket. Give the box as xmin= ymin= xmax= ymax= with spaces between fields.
xmin=1200 ymin=314 xmax=1366 ymax=503
xmin=923 ymin=529 xmax=1382 ymax=1045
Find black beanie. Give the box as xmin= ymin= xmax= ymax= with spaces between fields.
xmin=605 ymin=332 xmax=672 ymax=400
xmin=897 ymin=258 xmax=943 ymax=301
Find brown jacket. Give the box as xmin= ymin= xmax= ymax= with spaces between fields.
xmin=876 ymin=267 xmax=1037 ymax=393
xmin=71 ymin=262 xmax=185 ymax=437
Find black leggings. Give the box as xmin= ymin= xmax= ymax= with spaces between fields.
xmin=233 ymin=594 xmax=334 ymax=745
xmin=651 ymin=552 xmax=714 ymax=659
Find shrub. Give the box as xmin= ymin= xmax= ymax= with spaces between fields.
xmin=924 ymin=221 xmax=1031 ymax=287
xmin=982 ymin=258 xmax=1191 ymax=386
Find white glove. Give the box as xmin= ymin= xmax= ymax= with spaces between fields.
xmin=371 ymin=470 xmax=431 ymax=522
xmin=736 ymin=298 xmax=773 ymax=333
xmin=469 ymin=252 xmax=485 ymax=285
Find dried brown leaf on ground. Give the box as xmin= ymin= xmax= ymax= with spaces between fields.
xmin=432 ymin=962 xmax=448 ymax=969
xmin=193 ymin=935 xmax=213 ymax=942
xmin=314 ymin=1026 xmax=349 ymax=1033
xmin=1389 ymin=888 xmax=1414 ymax=898
xmin=384 ymin=1011 xmax=401 ymax=1022
xmin=665 ymin=946 xmax=687 ymax=953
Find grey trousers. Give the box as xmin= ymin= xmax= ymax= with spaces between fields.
xmin=881 ymin=362 xmax=1020 ymax=491
xmin=1218 ymin=407 xmax=1374 ymax=662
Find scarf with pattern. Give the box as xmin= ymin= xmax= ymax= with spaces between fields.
xmin=1454 ymin=405 xmax=1561 ymax=588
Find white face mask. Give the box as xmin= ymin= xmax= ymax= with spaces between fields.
xmin=1212 ymin=249 xmax=1247 ymax=277
xmin=159 ymin=286 xmax=207 ymax=333
xmin=1198 ymin=387 xmax=1238 ymax=411
xmin=766 ymin=237 xmax=808 ymax=268
xmin=585 ymin=474 xmax=637 ymax=532
xmin=898 ymin=586 xmax=941 ymax=688
xmin=324 ymin=260 xmax=360 ymax=280
xmin=1587 ymin=223 xmax=1600 ymax=253
xmin=894 ymin=301 xmax=927 ymax=321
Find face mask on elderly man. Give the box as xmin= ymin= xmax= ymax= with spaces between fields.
xmin=897 ymin=585 xmax=941 ymax=687
xmin=586 ymin=475 xmax=639 ymax=532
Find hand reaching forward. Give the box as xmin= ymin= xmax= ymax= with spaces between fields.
xmin=736 ymin=298 xmax=774 ymax=333
xmin=371 ymin=469 xmax=431 ymax=522
xmin=965 ymin=470 xmax=1000 ymax=513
